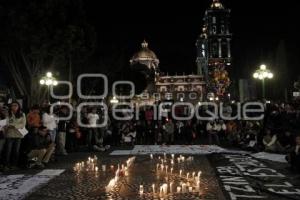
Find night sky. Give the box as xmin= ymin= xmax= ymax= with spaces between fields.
xmin=0 ymin=0 xmax=299 ymax=92
xmin=85 ymin=0 xmax=300 ymax=82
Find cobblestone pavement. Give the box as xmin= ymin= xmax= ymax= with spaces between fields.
xmin=25 ymin=154 xmax=225 ymax=200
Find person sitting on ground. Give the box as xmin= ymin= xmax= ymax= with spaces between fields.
xmin=263 ymin=129 xmax=278 ymax=152
xmin=286 ymin=135 xmax=300 ymax=173
xmin=278 ymin=131 xmax=295 ymax=153
xmin=27 ymin=126 xmax=55 ymax=168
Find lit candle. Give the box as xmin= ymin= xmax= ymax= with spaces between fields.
xmin=161 ymin=164 xmax=164 ymax=171
xmin=124 ymin=167 xmax=129 ymax=176
xmin=177 ymin=157 xmax=181 ymax=163
xmin=192 ymin=172 xmax=195 ymax=179
xmin=182 ymin=156 xmax=185 ymax=162
xmin=196 ymin=180 xmax=200 ymax=191
xmin=171 ymin=159 xmax=174 ymax=165
xmin=177 ymin=186 xmax=181 ymax=193
xmin=91 ymin=158 xmax=94 ymax=163
xmin=95 ymin=166 xmax=98 ymax=172
xmin=165 ymin=165 xmax=168 ymax=173
xmin=164 ymin=153 xmax=166 ymax=159
xmin=163 ymin=183 xmax=168 ymax=195
xmin=179 ymin=169 xmax=182 ymax=177
xmin=121 ymin=164 xmax=125 ymax=171
xmin=81 ymin=162 xmax=84 ymax=167
xmin=150 ymin=154 xmax=153 ymax=159
xmin=160 ymin=186 xmax=163 ymax=196
xmin=170 ymin=182 xmax=174 ymax=193
xmin=170 ymin=167 xmax=173 ymax=174
xmin=139 ymin=185 xmax=144 ymax=195
xmin=152 ymin=184 xmax=155 ymax=193
xmin=102 ymin=165 xmax=106 ymax=172
xmin=171 ymin=154 xmax=175 ymax=159
xmin=189 ymin=186 xmax=193 ymax=193
xmin=88 ymin=157 xmax=91 ymax=162
xmin=197 ymin=171 xmax=202 ymax=178
xmin=182 ymin=183 xmax=187 ymax=193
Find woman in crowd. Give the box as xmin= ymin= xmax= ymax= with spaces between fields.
xmin=4 ymin=101 xmax=26 ymax=170
xmin=0 ymin=106 xmax=8 ymax=170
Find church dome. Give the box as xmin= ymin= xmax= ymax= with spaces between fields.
xmin=211 ymin=0 xmax=224 ymax=9
xmin=131 ymin=40 xmax=158 ymax=61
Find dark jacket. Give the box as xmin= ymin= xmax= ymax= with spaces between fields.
xmin=29 ymin=133 xmax=51 ymax=150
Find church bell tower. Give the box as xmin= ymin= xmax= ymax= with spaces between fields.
xmin=196 ymin=0 xmax=231 ymax=98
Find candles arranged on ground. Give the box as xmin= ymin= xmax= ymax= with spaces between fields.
xmin=149 ymin=153 xmax=202 ymax=197
xmin=139 ymin=185 xmax=144 ymax=195
xmin=73 ymin=155 xmax=99 ymax=173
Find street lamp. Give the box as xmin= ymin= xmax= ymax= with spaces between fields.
xmin=253 ymin=64 xmax=273 ymax=99
xmin=110 ymin=96 xmax=119 ymax=104
xmin=40 ymin=72 xmax=58 ymax=103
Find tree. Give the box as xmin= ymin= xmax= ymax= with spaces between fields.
xmin=0 ymin=0 xmax=96 ymax=106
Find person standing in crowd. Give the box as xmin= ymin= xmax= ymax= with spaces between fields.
xmin=207 ymin=120 xmax=220 ymax=145
xmin=185 ymin=120 xmax=195 ymax=145
xmin=56 ymin=106 xmax=69 ymax=156
xmin=286 ymin=135 xmax=300 ymax=173
xmin=175 ymin=120 xmax=184 ymax=144
xmin=27 ymin=105 xmax=41 ymax=133
xmin=135 ymin=120 xmax=145 ymax=145
xmin=87 ymin=107 xmax=103 ymax=152
xmin=0 ymin=106 xmax=8 ymax=171
xmin=42 ymin=106 xmax=57 ymax=144
xmin=4 ymin=101 xmax=26 ymax=170
xmin=145 ymin=120 xmax=154 ymax=144
xmin=218 ymin=120 xmax=227 ymax=142
xmin=164 ymin=119 xmax=174 ymax=145
xmin=27 ymin=126 xmax=55 ymax=168
xmin=154 ymin=120 xmax=163 ymax=145
xmin=66 ymin=114 xmax=81 ymax=152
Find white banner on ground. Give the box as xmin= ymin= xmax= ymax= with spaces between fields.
xmin=110 ymin=145 xmax=249 ymax=155
xmin=0 ymin=169 xmax=65 ymax=200
xmin=251 ymin=152 xmax=287 ymax=163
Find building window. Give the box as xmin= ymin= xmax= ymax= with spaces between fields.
xmin=221 ymin=25 xmax=225 ymax=34
xmin=212 ymin=26 xmax=217 ymax=34
xmin=212 ymin=17 xmax=216 ymax=24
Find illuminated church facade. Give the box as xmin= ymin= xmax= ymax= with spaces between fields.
xmin=131 ymin=0 xmax=231 ymax=105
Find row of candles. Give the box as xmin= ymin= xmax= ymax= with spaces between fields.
xmin=139 ymin=153 xmax=202 ymax=196
xmin=106 ymin=157 xmax=136 ymax=192
xmin=139 ymin=180 xmax=201 ymax=196
xmin=73 ymin=155 xmax=110 ymax=173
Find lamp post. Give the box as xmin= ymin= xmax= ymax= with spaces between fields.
xmin=110 ymin=96 xmax=119 ymax=104
xmin=253 ymin=64 xmax=273 ymax=99
xmin=40 ymin=72 xmax=58 ymax=103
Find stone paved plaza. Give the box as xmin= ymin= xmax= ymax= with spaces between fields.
xmin=1 ymin=147 xmax=300 ymax=200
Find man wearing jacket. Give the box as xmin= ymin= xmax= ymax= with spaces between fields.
xmin=27 ymin=126 xmax=55 ymax=168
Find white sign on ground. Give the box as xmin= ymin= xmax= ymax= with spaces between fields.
xmin=110 ymin=145 xmax=249 ymax=155
xmin=0 ymin=169 xmax=65 ymax=200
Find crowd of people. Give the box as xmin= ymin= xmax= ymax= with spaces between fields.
xmin=0 ymin=100 xmax=299 ymax=173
